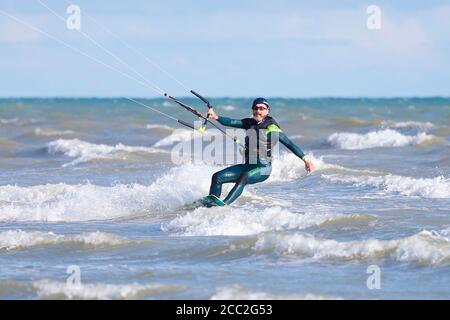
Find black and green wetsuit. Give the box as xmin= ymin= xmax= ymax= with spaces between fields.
xmin=209 ymin=116 xmax=307 ymax=205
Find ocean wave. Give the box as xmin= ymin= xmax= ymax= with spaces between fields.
xmin=268 ymin=153 xmax=381 ymax=183
xmin=268 ymin=153 xmax=309 ymax=182
xmin=322 ymin=174 xmax=450 ymax=198
xmin=153 ymin=129 xmax=197 ymax=147
xmin=332 ymin=117 xmax=377 ymax=129
xmin=152 ymin=128 xmax=221 ymax=148
xmin=146 ymin=124 xmax=175 ymax=132
xmin=218 ymin=105 xmax=236 ymax=111
xmin=162 ymin=206 xmax=373 ymax=236
xmin=0 ymin=118 xmax=38 ymax=126
xmin=30 ymin=280 xmax=184 ymax=300
xmin=162 ymin=101 xmax=174 ymax=107
xmin=441 ymin=227 xmax=450 ymax=237
xmin=210 ymin=284 xmax=339 ymax=300
xmin=0 ymin=230 xmax=137 ymax=251
xmin=0 ymin=163 xmax=216 ymax=222
xmin=0 ymin=118 xmax=19 ymax=125
xmin=47 ymin=139 xmax=167 ymax=166
xmin=34 ymin=128 xmax=75 ymax=137
xmin=327 ymin=129 xmax=437 ymax=150
xmin=253 ymin=229 xmax=450 ymax=265
xmin=380 ymin=120 xmax=436 ymax=131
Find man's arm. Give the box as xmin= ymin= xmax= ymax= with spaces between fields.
xmin=278 ymin=132 xmax=307 ymax=161
xmin=217 ymin=116 xmax=246 ymax=129
xmin=267 ymin=124 xmax=314 ymax=172
xmin=207 ymin=108 xmax=246 ymax=128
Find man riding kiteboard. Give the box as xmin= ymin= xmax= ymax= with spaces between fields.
xmin=199 ymin=97 xmax=315 ymax=207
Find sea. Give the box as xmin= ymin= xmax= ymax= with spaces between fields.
xmin=0 ymin=97 xmax=449 ymax=299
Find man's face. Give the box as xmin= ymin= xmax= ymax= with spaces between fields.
xmin=252 ymin=103 xmax=269 ymax=122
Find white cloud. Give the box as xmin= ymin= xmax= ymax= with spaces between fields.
xmin=289 ymin=8 xmax=429 ymax=52
xmin=0 ymin=13 xmax=46 ymax=43
xmin=0 ymin=2 xmax=448 ymax=97
xmin=364 ymin=13 xmax=427 ymax=51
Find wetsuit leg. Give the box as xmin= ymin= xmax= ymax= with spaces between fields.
xmin=223 ymin=164 xmax=271 ymax=205
xmin=209 ymin=164 xmax=247 ymax=198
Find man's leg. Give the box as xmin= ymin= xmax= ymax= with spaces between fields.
xmin=209 ymin=164 xmax=246 ymax=198
xmin=223 ymin=165 xmax=271 ymax=205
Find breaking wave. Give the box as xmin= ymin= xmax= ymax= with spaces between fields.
xmin=152 ymin=128 xmax=222 ymax=148
xmin=146 ymin=124 xmax=175 ymax=132
xmin=210 ymin=284 xmax=339 ymax=300
xmin=380 ymin=120 xmax=437 ymax=131
xmin=0 ymin=163 xmax=217 ymax=222
xmin=162 ymin=206 xmax=373 ymax=236
xmin=0 ymin=230 xmax=138 ymax=251
xmin=0 ymin=149 xmax=386 ymax=222
xmin=30 ymin=280 xmax=184 ymax=299
xmin=34 ymin=128 xmax=75 ymax=137
xmin=47 ymin=139 xmax=167 ymax=166
xmin=253 ymin=229 xmax=450 ymax=265
xmin=322 ymin=174 xmax=450 ymax=198
xmin=0 ymin=118 xmax=20 ymax=125
xmin=327 ymin=129 xmax=437 ymax=150
xmin=269 ymin=153 xmax=381 ymax=183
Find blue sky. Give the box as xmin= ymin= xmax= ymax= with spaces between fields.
xmin=1 ymin=0 xmax=449 ymax=97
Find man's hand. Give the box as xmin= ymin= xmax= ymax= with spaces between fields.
xmin=207 ymin=108 xmax=219 ymax=120
xmin=304 ymin=159 xmax=315 ymax=173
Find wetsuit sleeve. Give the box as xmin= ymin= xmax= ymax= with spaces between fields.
xmin=278 ymin=131 xmax=307 ymax=160
xmin=217 ymin=116 xmax=246 ymax=128
xmin=269 ymin=126 xmax=305 ymax=160
xmin=265 ymin=123 xmax=306 ymax=160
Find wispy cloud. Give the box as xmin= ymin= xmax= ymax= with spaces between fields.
xmin=0 ymin=13 xmax=45 ymax=43
xmin=0 ymin=1 xmax=448 ymax=97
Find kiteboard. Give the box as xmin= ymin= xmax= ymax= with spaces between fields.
xmin=185 ymin=195 xmax=226 ymax=209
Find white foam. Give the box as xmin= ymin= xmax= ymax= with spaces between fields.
xmin=254 ymin=229 xmax=450 ymax=265
xmin=219 ymin=105 xmax=236 ymax=111
xmin=268 ymin=153 xmax=308 ymax=182
xmin=327 ymin=129 xmax=436 ymax=150
xmin=162 ymin=206 xmax=370 ymax=236
xmin=0 ymin=163 xmax=217 ymax=222
xmin=31 ymin=280 xmax=183 ymax=299
xmin=380 ymin=120 xmax=436 ymax=131
xmin=162 ymin=101 xmax=174 ymax=107
xmin=153 ymin=129 xmax=197 ymax=147
xmin=47 ymin=139 xmax=167 ymax=166
xmin=268 ymin=153 xmax=380 ymax=183
xmin=146 ymin=124 xmax=174 ymax=131
xmin=34 ymin=128 xmax=75 ymax=137
xmin=0 ymin=118 xmax=19 ymax=124
xmin=323 ymin=174 xmax=450 ymax=198
xmin=153 ymin=128 xmax=221 ymax=147
xmin=440 ymin=227 xmax=450 ymax=237
xmin=298 ymin=113 xmax=309 ymax=121
xmin=0 ymin=230 xmax=134 ymax=251
xmin=210 ymin=284 xmax=338 ymax=300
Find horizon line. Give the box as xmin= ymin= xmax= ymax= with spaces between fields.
xmin=0 ymin=95 xmax=449 ymax=100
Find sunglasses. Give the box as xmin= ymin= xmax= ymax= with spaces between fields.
xmin=252 ymin=106 xmax=269 ymax=111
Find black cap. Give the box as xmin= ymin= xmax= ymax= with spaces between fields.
xmin=252 ymin=97 xmax=270 ymax=109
